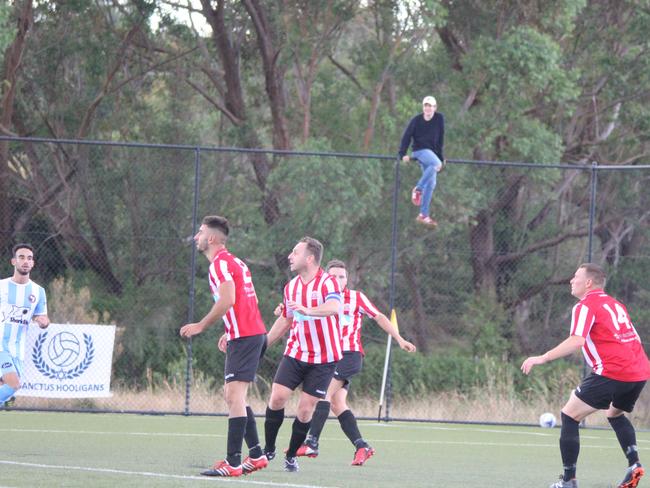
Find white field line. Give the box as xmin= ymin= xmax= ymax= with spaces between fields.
xmin=363 ymin=422 xmax=650 ymax=443
xmin=0 ymin=460 xmax=340 ymax=488
xmin=2 ymin=427 xmax=647 ymax=451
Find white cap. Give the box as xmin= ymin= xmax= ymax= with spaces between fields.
xmin=422 ymin=95 xmax=437 ymax=106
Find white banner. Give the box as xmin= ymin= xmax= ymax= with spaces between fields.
xmin=16 ymin=323 xmax=116 ymax=398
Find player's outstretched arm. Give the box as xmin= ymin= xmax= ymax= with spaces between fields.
xmin=373 ymin=312 xmax=416 ymax=352
xmin=521 ymin=335 xmax=585 ymax=375
xmin=180 ymin=281 xmax=235 ymax=338
xmin=266 ymin=315 xmax=292 ymax=347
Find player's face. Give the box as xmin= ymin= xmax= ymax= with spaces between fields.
xmin=288 ymin=242 xmax=310 ymax=272
xmin=11 ymin=248 xmax=34 ymax=276
xmin=570 ymin=267 xmax=590 ymax=299
xmin=194 ymin=225 xmax=210 ymax=254
xmin=328 ymin=266 xmax=347 ymax=290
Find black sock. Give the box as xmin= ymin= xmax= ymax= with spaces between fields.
xmin=338 ymin=409 xmax=367 ymax=449
xmin=264 ymin=406 xmax=284 ymax=453
xmin=307 ymin=400 xmax=330 ymax=444
xmin=286 ymin=418 xmax=311 ymax=458
xmin=560 ymin=412 xmax=580 ymax=481
xmin=608 ymin=415 xmax=640 ymax=466
xmin=226 ymin=416 xmax=247 ymax=467
xmin=244 ymin=406 xmax=263 ymax=458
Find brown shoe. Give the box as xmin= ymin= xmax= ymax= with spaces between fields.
xmin=416 ymin=214 xmax=437 ymax=227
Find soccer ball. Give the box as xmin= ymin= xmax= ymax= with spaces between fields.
xmin=539 ymin=412 xmax=557 ymax=428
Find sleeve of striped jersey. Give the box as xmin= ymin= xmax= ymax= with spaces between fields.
xmin=282 ymin=283 xmax=293 ymax=318
xmin=34 ymin=287 xmax=47 ymax=315
xmin=322 ymin=276 xmax=341 ymax=302
xmin=570 ymin=302 xmax=595 ymax=337
xmin=210 ymin=258 xmax=234 ymax=285
xmin=357 ymin=292 xmax=380 ymax=318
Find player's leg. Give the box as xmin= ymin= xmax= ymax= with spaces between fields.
xmin=264 ymin=356 xmax=302 ymax=459
xmin=284 ymin=361 xmax=336 ymax=472
xmin=202 ymin=334 xmax=265 ymax=477
xmin=0 ymin=352 xmax=21 ymax=403
xmin=222 ymin=381 xmax=249 ymax=468
xmin=331 ymin=388 xmax=375 ymax=465
xmin=551 ymin=375 xmax=604 ymax=486
xmin=299 ymin=377 xmax=345 ymax=456
xmin=240 ymin=336 xmax=268 ymax=474
xmin=607 ymin=380 xmax=646 ymax=488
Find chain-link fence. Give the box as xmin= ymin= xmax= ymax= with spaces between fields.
xmin=1 ymin=136 xmax=649 ymax=426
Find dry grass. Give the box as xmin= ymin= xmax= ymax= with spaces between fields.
xmin=14 ymin=379 xmax=650 ymax=428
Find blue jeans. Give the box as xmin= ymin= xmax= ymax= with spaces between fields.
xmin=412 ymin=149 xmax=442 ymax=216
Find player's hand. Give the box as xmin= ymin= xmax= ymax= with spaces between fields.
xmin=287 ymin=300 xmax=309 ymax=315
xmin=398 ymin=339 xmax=416 ymax=353
xmin=273 ymin=302 xmax=284 ymax=317
xmin=33 ymin=316 xmax=50 ymax=329
xmin=180 ymin=322 xmax=205 ymax=338
xmin=217 ymin=333 xmax=227 ymax=353
xmin=521 ymin=355 xmax=547 ymax=375
xmin=402 ymin=155 xmax=410 ymax=163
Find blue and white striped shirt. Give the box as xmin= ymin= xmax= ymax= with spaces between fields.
xmin=0 ymin=278 xmax=47 ymax=359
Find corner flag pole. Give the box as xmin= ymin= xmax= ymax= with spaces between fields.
xmin=378 ymin=309 xmax=399 ymax=421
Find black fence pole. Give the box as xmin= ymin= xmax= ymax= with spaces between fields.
xmin=581 ymin=161 xmax=598 ymax=427
xmin=587 ymin=161 xmax=598 ymax=262
xmin=184 ymin=147 xmax=201 ymax=416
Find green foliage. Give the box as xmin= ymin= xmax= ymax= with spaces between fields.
xmin=0 ymin=2 xmax=13 ymax=55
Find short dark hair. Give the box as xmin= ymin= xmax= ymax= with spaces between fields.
xmin=326 ymin=259 xmax=346 ymax=271
xmin=579 ymin=262 xmax=606 ymax=287
xmin=12 ymin=243 xmax=34 ymax=257
xmin=299 ymin=236 xmax=323 ymax=265
xmin=202 ymin=215 xmax=229 ymax=236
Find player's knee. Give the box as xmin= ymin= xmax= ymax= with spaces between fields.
xmin=3 ymin=375 xmax=20 ymax=390
xmin=331 ymin=398 xmax=346 ymax=415
xmin=268 ymin=391 xmax=288 ymax=410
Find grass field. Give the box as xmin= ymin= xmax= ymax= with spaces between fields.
xmin=1 ymin=411 xmax=648 ymax=487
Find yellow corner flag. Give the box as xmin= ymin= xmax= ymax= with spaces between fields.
xmin=390 ymin=309 xmax=399 ymax=333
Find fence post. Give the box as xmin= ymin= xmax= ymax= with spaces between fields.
xmin=184 ymin=147 xmax=201 ymax=416
xmin=378 ymin=156 xmax=401 ymax=422
xmin=587 ymin=161 xmax=598 ymax=262
xmin=580 ymin=161 xmax=598 ymax=427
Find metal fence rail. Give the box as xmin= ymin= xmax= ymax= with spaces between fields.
xmin=1 ymin=135 xmax=649 ymax=426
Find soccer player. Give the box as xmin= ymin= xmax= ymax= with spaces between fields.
xmin=399 ymin=95 xmax=446 ymax=228
xmin=180 ymin=216 xmax=268 ymax=477
xmin=1 ymin=244 xmax=50 ymax=407
xmin=521 ymin=263 xmax=650 ymax=488
xmin=263 ymin=237 xmax=342 ymax=473
xmin=295 ymin=259 xmax=417 ymax=465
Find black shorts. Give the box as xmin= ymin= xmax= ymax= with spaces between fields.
xmin=574 ymin=373 xmax=646 ymax=412
xmin=224 ymin=333 xmax=266 ymax=383
xmin=273 ymin=356 xmax=337 ymax=398
xmin=333 ymin=351 xmax=363 ymax=390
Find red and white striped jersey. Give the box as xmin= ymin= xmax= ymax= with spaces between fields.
xmin=282 ymin=268 xmax=342 ymax=364
xmin=340 ymin=288 xmax=380 ymax=355
xmin=208 ymin=249 xmax=266 ymax=341
xmin=571 ymin=289 xmax=650 ymax=382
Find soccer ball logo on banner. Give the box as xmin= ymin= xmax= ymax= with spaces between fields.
xmin=32 ymin=331 xmax=95 ymax=380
